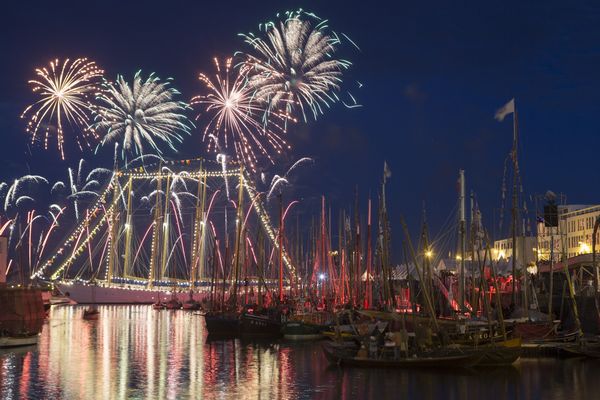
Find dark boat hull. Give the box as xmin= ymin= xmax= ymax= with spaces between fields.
xmin=204 ymin=313 xmax=240 ymax=337
xmin=239 ymin=313 xmax=282 ymax=338
xmin=476 ymin=340 xmax=522 ymax=366
xmin=282 ymin=321 xmax=324 ymax=340
xmin=322 ymin=343 xmax=482 ymax=368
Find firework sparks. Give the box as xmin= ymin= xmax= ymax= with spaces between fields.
xmin=241 ymin=10 xmax=354 ymax=121
xmin=191 ymin=57 xmax=291 ymax=171
xmin=3 ymin=175 xmax=48 ymax=215
xmin=94 ymin=72 xmax=192 ymax=164
xmin=21 ymin=58 xmax=104 ymax=159
xmin=53 ymin=159 xmax=110 ymax=221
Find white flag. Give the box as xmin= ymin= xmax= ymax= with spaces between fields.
xmin=383 ymin=161 xmax=392 ymax=179
xmin=495 ymin=98 xmax=515 ymax=122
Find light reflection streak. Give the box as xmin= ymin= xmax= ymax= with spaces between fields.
xmin=0 ymin=305 xmax=454 ymax=399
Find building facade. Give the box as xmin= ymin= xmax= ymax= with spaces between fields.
xmin=493 ymin=236 xmax=537 ymax=268
xmin=536 ymin=205 xmax=589 ymax=262
xmin=562 ymin=205 xmax=600 ymax=258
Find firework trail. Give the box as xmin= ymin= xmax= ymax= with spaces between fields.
xmin=285 ymin=156 xmax=314 ymax=176
xmin=94 ymin=72 xmax=192 ymax=164
xmin=143 ymin=168 xmax=197 ymax=224
xmin=3 ymin=175 xmax=48 ymax=215
xmin=191 ymin=57 xmax=291 ymax=171
xmin=241 ymin=9 xmax=355 ymax=121
xmin=267 ymin=175 xmax=288 ymax=199
xmin=0 ymin=175 xmax=49 ymax=277
xmin=21 ymin=58 xmax=104 ymax=159
xmin=53 ymin=159 xmax=111 ymax=221
xmin=265 ymin=156 xmax=313 ymax=200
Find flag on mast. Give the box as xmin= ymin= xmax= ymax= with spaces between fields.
xmin=495 ymin=98 xmax=515 ymax=122
xmin=383 ymin=161 xmax=392 ymax=182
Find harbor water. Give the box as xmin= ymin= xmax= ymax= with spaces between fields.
xmin=1 ymin=305 xmax=600 ymax=399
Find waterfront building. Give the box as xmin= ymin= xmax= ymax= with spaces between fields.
xmin=562 ymin=205 xmax=600 ymax=258
xmin=492 ymin=236 xmax=537 ymax=268
xmin=536 ymin=205 xmax=589 ymax=262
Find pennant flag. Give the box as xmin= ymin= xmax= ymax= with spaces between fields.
xmin=383 ymin=161 xmax=392 ymax=179
xmin=495 ymin=98 xmax=515 ymax=122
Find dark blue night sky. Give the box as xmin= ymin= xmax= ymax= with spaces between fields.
xmin=2 ymin=0 xmax=600 ymax=251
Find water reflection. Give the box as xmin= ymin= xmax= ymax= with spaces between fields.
xmin=1 ymin=305 xmax=600 ymax=399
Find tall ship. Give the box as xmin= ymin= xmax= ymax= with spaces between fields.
xmin=33 ymin=159 xmax=297 ymax=304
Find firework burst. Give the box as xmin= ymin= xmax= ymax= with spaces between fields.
xmin=94 ymin=72 xmax=192 ymax=163
xmin=21 ymin=58 xmax=104 ymax=159
xmin=191 ymin=57 xmax=292 ymax=171
xmin=241 ymin=10 xmax=354 ymax=121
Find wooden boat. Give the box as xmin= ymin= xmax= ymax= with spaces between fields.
xmin=322 ymin=327 xmax=361 ymax=341
xmin=183 ymin=300 xmax=201 ymax=310
xmin=0 ymin=287 xmax=45 ymax=348
xmin=509 ymin=319 xmax=559 ymax=341
xmin=0 ymin=334 xmax=40 ymax=348
xmin=152 ymin=302 xmax=165 ymax=310
xmin=182 ymin=291 xmax=202 ymax=310
xmin=282 ymin=310 xmax=330 ymax=340
xmin=239 ymin=312 xmax=282 ymax=338
xmin=83 ymin=283 xmax=99 ymax=320
xmin=282 ymin=320 xmax=324 ymax=340
xmin=474 ymin=338 xmax=522 ymax=366
xmin=83 ymin=307 xmax=99 ymax=320
xmin=204 ymin=312 xmax=240 ymax=337
xmin=322 ymin=342 xmax=483 ymax=368
xmin=165 ymin=294 xmax=182 ymax=310
xmin=560 ymin=340 xmax=600 ymax=358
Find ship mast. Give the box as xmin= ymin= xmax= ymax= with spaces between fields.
xmin=107 ymin=172 xmax=121 ymax=284
xmin=190 ymin=162 xmax=207 ymax=287
xmin=160 ymin=174 xmax=172 ymax=282
xmin=458 ymin=169 xmax=466 ymax=312
xmin=123 ymin=175 xmax=134 ymax=278
xmin=279 ymin=192 xmax=284 ymax=302
xmin=366 ymin=196 xmax=372 ymax=309
xmin=232 ymin=166 xmax=245 ymax=309
xmin=511 ymin=107 xmax=519 ymax=307
xmin=148 ymin=171 xmax=163 ymax=289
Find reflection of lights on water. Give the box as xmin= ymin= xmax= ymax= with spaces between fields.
xmin=3 ymin=306 xmax=316 ymax=399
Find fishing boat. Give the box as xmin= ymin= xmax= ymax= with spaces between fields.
xmin=152 ymin=291 xmax=165 ymax=309
xmin=82 ymin=283 xmax=99 ymax=320
xmin=182 ymin=291 xmax=202 ymax=310
xmin=0 ymin=334 xmax=40 ymax=348
xmin=204 ymin=312 xmax=240 ymax=337
xmin=0 ymin=287 xmax=45 ymax=348
xmin=282 ymin=310 xmax=330 ymax=340
xmin=322 ymin=342 xmax=483 ymax=368
xmin=82 ymin=307 xmax=99 ymax=320
xmin=560 ymin=339 xmax=600 ymax=358
xmin=239 ymin=311 xmax=282 ymax=338
xmin=165 ymin=294 xmax=182 ymax=310
xmin=282 ymin=320 xmax=324 ymax=340
xmin=473 ymin=338 xmax=522 ymax=366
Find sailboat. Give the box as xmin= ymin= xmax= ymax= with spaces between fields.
xmin=165 ymin=289 xmax=183 ymax=310
xmin=0 ymin=286 xmax=45 ymax=347
xmin=82 ymin=282 xmax=99 ymax=320
xmin=182 ymin=290 xmax=201 ymax=310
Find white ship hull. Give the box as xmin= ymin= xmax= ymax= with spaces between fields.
xmin=57 ymin=281 xmax=208 ymax=304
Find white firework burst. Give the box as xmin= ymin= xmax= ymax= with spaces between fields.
xmin=94 ymin=72 xmax=192 ymax=163
xmin=241 ymin=10 xmax=353 ymax=121
xmin=21 ymin=58 xmax=104 ymax=159
xmin=191 ymin=57 xmax=291 ymax=171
